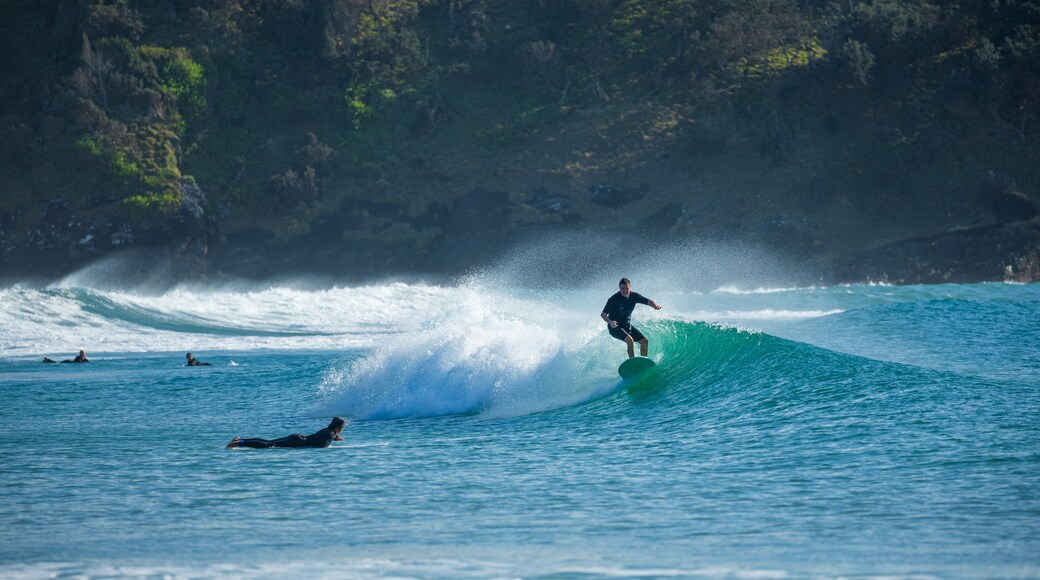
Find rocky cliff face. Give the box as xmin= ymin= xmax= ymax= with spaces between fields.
xmin=830 ymin=184 xmax=1040 ymax=284
xmin=11 ymin=206 xmax=1038 ymax=287
xmin=832 ymin=222 xmax=1040 ymax=284
xmin=0 ymin=182 xmax=211 ymax=283
xmin=5 ymin=172 xmax=1040 ymax=286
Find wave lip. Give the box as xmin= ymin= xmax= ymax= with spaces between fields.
xmin=712 ymin=284 xmax=818 ymax=295
xmin=678 ymin=308 xmax=844 ymax=321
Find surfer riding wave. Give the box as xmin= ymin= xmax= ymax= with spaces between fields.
xmin=601 ymin=278 xmax=662 ymax=359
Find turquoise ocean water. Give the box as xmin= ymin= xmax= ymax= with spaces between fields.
xmin=1 ymin=258 xmax=1039 ymax=578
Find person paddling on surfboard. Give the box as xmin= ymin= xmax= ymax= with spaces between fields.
xmin=226 ymin=417 xmax=348 ymax=449
xmin=601 ymin=278 xmax=662 ymax=359
xmin=185 ymin=352 xmax=211 ymax=366
xmin=52 ymin=350 xmax=89 ymax=363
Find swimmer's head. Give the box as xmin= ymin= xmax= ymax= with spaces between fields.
xmin=329 ymin=416 xmax=347 ymax=432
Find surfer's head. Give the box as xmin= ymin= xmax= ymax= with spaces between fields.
xmin=619 ymin=278 xmax=631 ymax=296
xmin=328 ymin=416 xmax=347 ymax=433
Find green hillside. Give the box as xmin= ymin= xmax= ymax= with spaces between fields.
xmin=2 ymin=0 xmax=1039 ymax=283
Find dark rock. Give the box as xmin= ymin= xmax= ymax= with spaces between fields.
xmin=336 ymin=200 xmax=403 ymax=233
xmin=417 ymin=188 xmax=513 ymax=264
xmin=180 ymin=179 xmax=206 ymax=220
xmin=641 ymin=204 xmax=686 ymax=231
xmin=23 ymin=198 xmax=97 ymax=264
xmin=450 ymin=188 xmax=511 ymax=229
xmin=990 ymin=189 xmax=1036 ymax=223
xmin=74 ymin=225 xmax=99 ymax=255
xmin=760 ymin=214 xmax=820 ymax=258
xmin=590 ymin=184 xmax=648 ymax=208
xmin=29 ymin=198 xmax=75 ymax=249
xmin=0 ymin=210 xmax=18 ymax=258
xmin=424 ymin=202 xmax=450 ymax=229
xmin=833 ymin=222 xmax=1040 ymax=284
xmin=110 ymin=225 xmax=134 ymax=247
xmin=221 ymin=247 xmax=267 ymax=278
xmin=1 ymin=199 xmax=110 ymax=279
xmin=533 ymin=197 xmax=568 ymax=213
xmin=213 ymin=228 xmax=274 ymax=278
xmin=168 ymin=236 xmax=209 ymax=279
xmin=529 ymin=186 xmax=569 ymax=214
xmin=86 ymin=190 xmax=119 ymax=209
xmin=223 ymin=228 xmax=275 ymax=248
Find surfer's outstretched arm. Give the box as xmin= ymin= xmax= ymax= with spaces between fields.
xmin=647 ymin=299 xmax=662 ymax=310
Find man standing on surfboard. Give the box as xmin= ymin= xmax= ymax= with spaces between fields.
xmin=601 ymin=278 xmax=662 ymax=358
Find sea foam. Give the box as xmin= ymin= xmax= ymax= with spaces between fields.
xmin=313 ymin=285 xmax=623 ymax=419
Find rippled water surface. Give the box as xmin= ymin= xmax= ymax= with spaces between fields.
xmin=1 ymin=280 xmax=1038 ymax=578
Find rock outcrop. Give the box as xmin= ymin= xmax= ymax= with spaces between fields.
xmin=832 ymin=221 xmax=1040 ymax=284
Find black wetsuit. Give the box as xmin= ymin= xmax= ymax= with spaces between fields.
xmin=186 ymin=359 xmax=211 ymax=366
xmin=61 ymin=355 xmax=89 ymax=363
xmin=236 ymin=427 xmax=338 ymax=449
xmin=603 ymin=291 xmax=650 ymax=342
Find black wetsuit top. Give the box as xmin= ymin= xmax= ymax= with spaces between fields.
xmin=602 ymin=291 xmax=650 ymax=326
xmin=236 ymin=427 xmax=338 ymax=449
xmin=187 ymin=359 xmax=211 ymax=366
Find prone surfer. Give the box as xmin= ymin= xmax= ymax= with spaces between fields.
xmin=601 ymin=278 xmax=661 ymax=358
xmin=226 ymin=417 xmax=348 ymax=449
xmin=185 ymin=352 xmax=211 ymax=366
xmin=47 ymin=350 xmax=89 ymax=363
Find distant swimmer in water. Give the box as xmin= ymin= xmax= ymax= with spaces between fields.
xmin=601 ymin=278 xmax=662 ymax=359
xmin=47 ymin=350 xmax=89 ymax=363
xmin=226 ymin=417 xmax=348 ymax=449
xmin=185 ymin=352 xmax=211 ymax=366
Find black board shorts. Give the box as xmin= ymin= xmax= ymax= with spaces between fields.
xmin=609 ymin=324 xmax=645 ymax=342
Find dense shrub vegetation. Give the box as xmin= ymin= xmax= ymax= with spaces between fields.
xmin=1 ymin=0 xmax=1038 ymax=276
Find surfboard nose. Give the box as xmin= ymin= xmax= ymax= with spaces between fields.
xmin=618 ymin=356 xmax=656 ymax=379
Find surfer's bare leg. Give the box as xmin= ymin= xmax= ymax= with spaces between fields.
xmin=625 ymin=336 xmax=635 ymax=358
xmin=639 ymin=338 xmax=648 ymax=357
